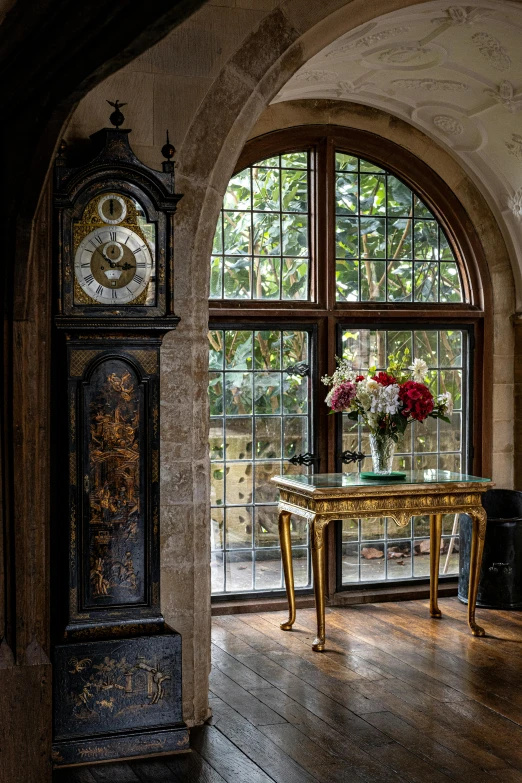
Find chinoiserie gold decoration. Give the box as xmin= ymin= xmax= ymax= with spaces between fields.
xmin=70 ymin=349 xmax=100 ymax=377
xmin=87 ymin=367 xmax=141 ymax=602
xmin=67 ymin=653 xmax=172 ymax=718
xmin=152 ymin=450 xmax=159 ymax=483
xmin=69 ymin=391 xmax=76 ymax=444
xmin=272 ymin=474 xmax=491 ymax=652
xmin=69 ymin=587 xmax=77 ymax=615
xmin=152 ymin=390 xmax=159 ymax=440
xmin=69 ymin=452 xmax=77 ymax=486
xmin=127 ymin=350 xmax=158 ymax=375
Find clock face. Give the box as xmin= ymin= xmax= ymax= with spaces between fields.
xmin=75 ymin=225 xmax=153 ymax=305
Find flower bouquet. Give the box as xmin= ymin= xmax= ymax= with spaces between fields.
xmin=322 ymin=351 xmax=453 ymax=476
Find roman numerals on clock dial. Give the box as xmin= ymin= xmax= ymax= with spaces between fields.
xmin=74 ymin=226 xmax=153 ymax=305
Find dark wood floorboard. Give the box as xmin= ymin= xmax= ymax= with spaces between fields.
xmin=53 ymin=598 xmax=522 ymax=783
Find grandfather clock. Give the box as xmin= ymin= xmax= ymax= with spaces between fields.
xmin=51 ymin=102 xmax=188 ymax=766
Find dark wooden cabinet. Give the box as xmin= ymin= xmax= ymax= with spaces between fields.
xmin=51 ymin=110 xmax=188 ymax=766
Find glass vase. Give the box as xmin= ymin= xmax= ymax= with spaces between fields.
xmin=369 ymin=433 xmax=396 ymax=475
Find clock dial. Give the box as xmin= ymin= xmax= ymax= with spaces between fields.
xmin=75 ymin=226 xmax=153 ymax=305
xmin=98 ymin=194 xmax=127 ymax=224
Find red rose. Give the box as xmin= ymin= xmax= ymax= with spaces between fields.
xmin=372 ymin=371 xmax=397 ymax=387
xmin=398 ymin=380 xmax=434 ymax=421
xmin=355 ymin=375 xmax=364 ymax=382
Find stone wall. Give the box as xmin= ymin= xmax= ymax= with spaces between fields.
xmin=64 ymin=0 xmax=518 ymax=725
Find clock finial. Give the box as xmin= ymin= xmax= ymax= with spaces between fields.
xmin=161 ymin=130 xmax=176 ymax=175
xmin=107 ymin=100 xmax=127 ymax=128
xmin=161 ymin=130 xmax=175 ymax=161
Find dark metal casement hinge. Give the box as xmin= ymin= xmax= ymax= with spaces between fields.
xmin=341 ymin=450 xmax=366 ymax=465
xmin=287 ymin=452 xmax=319 ymax=466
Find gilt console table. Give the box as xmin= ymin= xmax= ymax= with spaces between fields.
xmin=272 ymin=471 xmax=492 ymax=652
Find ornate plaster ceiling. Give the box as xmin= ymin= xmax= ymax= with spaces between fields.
xmin=273 ymin=1 xmax=522 ymax=300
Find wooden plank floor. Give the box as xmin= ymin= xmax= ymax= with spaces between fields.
xmin=54 ymin=597 xmax=522 ymax=783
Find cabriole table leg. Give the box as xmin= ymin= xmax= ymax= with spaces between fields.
xmin=311 ymin=518 xmax=328 ymax=652
xmin=429 ymin=513 xmax=443 ymax=618
xmin=468 ymin=507 xmax=486 ymax=637
xmin=278 ymin=509 xmax=296 ymax=631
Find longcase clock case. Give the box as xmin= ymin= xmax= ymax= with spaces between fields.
xmin=52 ymin=115 xmax=188 ymax=767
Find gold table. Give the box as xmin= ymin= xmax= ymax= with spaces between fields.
xmin=272 ymin=471 xmax=492 ymax=652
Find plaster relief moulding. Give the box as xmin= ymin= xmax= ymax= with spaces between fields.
xmin=484 ymin=81 xmax=522 ymax=112
xmin=433 ymin=114 xmax=464 ymax=136
xmin=413 ymin=105 xmax=484 ymax=152
xmin=506 ymin=134 xmax=522 ymax=162
xmin=388 ymin=78 xmax=469 ymax=96
xmin=294 ymin=70 xmax=339 ymax=83
xmin=322 ymin=26 xmax=410 ymax=59
xmin=365 ymin=44 xmax=445 ymax=70
xmin=432 ymin=6 xmax=492 ymax=26
xmin=471 ymin=32 xmax=511 ymax=72
xmin=336 ymin=80 xmax=376 ymax=96
xmin=378 ymin=46 xmax=431 ymax=64
xmin=508 ymin=187 xmax=522 ymax=220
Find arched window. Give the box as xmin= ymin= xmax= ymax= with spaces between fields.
xmin=209 ymin=126 xmax=482 ymax=599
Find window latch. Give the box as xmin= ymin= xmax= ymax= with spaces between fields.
xmin=341 ymin=450 xmax=366 ymax=465
xmin=287 ymin=452 xmax=319 ymax=467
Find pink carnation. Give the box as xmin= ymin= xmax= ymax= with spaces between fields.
xmin=329 ymin=381 xmax=357 ymax=412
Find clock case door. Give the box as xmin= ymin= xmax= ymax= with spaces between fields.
xmin=54 ymin=127 xmax=181 ymax=324
xmin=59 ymin=339 xmax=163 ymax=639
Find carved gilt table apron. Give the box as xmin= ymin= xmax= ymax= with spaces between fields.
xmin=272 ymin=471 xmax=492 ymax=652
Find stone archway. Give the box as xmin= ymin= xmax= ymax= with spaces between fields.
xmin=173 ymin=2 xmax=514 ymax=488
xmin=173 ymin=0 xmax=514 ymax=452
xmin=166 ymin=2 xmax=515 ymax=725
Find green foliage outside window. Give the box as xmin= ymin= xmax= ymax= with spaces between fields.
xmin=334 ymin=153 xmax=463 ymax=303
xmin=211 ymin=153 xmax=310 ymax=301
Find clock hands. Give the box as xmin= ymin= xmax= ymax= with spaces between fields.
xmin=98 ymin=243 xmax=136 ymax=279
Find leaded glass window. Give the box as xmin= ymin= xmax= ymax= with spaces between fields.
xmin=339 ymin=326 xmax=468 ymax=586
xmin=335 ymin=152 xmax=463 ymax=303
xmin=210 ymin=153 xmax=311 ymax=301
xmin=208 ymin=128 xmax=479 ymax=599
xmin=209 ymin=328 xmax=314 ymax=594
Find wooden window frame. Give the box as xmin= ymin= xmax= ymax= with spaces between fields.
xmin=209 ymin=125 xmax=491 ymax=603
xmin=209 ymin=320 xmax=318 ymax=601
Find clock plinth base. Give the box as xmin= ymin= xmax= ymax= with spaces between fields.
xmin=52 ymin=631 xmax=188 ymax=768
xmin=52 ymin=725 xmax=189 ymax=768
